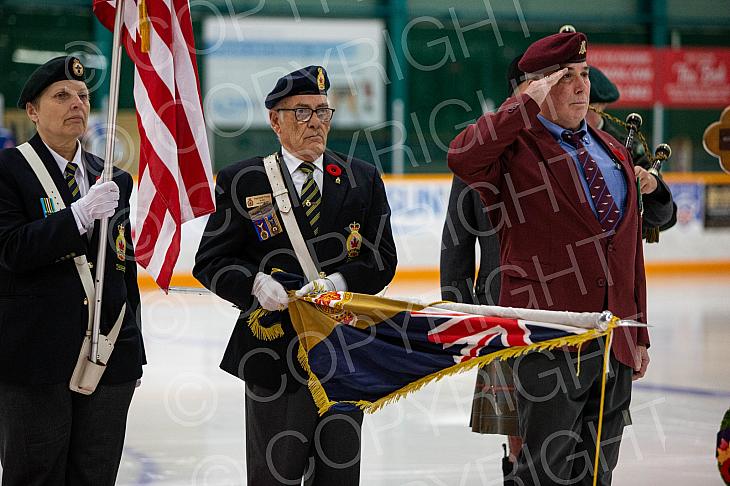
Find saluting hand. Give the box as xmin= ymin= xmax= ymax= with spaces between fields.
xmin=523 ymin=68 xmax=568 ymax=106
xmin=635 ymin=166 xmax=658 ymax=194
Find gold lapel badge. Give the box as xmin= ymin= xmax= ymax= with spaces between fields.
xmin=346 ymin=222 xmax=362 ymax=258
xmin=115 ymin=224 xmax=126 ymax=261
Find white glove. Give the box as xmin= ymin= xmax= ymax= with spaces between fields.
xmin=252 ymin=272 xmax=290 ymax=311
xmin=71 ymin=180 xmax=120 ymax=231
xmin=295 ymin=278 xmax=335 ymax=298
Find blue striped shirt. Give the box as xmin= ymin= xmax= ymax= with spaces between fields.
xmin=538 ymin=115 xmax=627 ymax=219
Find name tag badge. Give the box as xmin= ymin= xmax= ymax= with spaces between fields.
xmin=249 ymin=204 xmax=284 ymax=241
xmin=246 ymin=193 xmax=273 ymax=209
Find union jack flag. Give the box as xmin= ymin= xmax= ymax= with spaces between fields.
xmin=423 ymin=309 xmax=533 ymax=363
xmin=287 ymin=289 xmax=621 ymax=414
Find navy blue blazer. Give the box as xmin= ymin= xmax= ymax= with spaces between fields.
xmin=194 ymin=150 xmax=397 ymax=392
xmin=0 ymin=133 xmax=145 ymax=385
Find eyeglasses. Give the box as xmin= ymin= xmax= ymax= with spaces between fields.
xmin=277 ymin=107 xmax=335 ymax=123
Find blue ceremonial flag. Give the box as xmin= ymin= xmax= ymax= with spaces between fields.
xmin=287 ymin=290 xmax=630 ymax=415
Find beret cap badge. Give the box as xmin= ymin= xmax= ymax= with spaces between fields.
xmin=264 ymin=65 xmax=330 ymax=110
xmin=71 ymin=58 xmax=84 ymax=77
xmin=317 ymin=67 xmax=326 ymax=92
xmin=16 ymin=55 xmax=87 ymax=108
xmin=72 ymin=58 xmax=84 ymax=77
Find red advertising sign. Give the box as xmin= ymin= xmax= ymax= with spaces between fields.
xmin=657 ymin=48 xmax=730 ymax=108
xmin=588 ymin=45 xmax=730 ymax=109
xmin=588 ymin=45 xmax=657 ymax=108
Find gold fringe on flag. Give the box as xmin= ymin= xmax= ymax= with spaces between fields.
xmin=300 ymin=316 xmax=620 ymax=416
xmin=138 ymin=0 xmax=150 ymax=53
xmin=247 ymin=307 xmax=284 ymax=341
xmin=298 ymin=345 xmax=338 ymax=414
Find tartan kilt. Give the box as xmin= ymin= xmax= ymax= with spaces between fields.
xmin=469 ymin=359 xmax=519 ymax=435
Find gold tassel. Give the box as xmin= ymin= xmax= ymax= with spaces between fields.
xmin=646 ymin=226 xmax=660 ymax=243
xmin=576 ymin=344 xmax=582 ymax=376
xmin=247 ymin=307 xmax=284 ymax=341
xmin=139 ymin=0 xmax=150 ymax=53
xmin=592 ymin=329 xmax=614 ymax=486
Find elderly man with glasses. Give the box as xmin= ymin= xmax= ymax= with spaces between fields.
xmin=194 ymin=65 xmax=397 ymax=486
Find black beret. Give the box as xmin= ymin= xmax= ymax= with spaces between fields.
xmin=519 ymin=32 xmax=588 ymax=74
xmin=17 ymin=56 xmax=87 ymax=108
xmin=589 ymin=66 xmax=620 ymax=104
xmin=506 ymin=53 xmax=525 ymax=94
xmin=265 ymin=65 xmax=330 ymax=110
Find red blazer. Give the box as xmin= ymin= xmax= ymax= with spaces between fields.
xmin=447 ymin=94 xmax=648 ymax=368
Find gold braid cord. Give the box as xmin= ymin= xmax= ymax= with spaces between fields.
xmin=591 ymin=108 xmax=655 ymax=165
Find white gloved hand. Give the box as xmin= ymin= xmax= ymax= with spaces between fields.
xmin=71 ymin=180 xmax=120 ymax=229
xmin=295 ymin=277 xmax=336 ymax=297
xmin=252 ymin=272 xmax=290 ymax=311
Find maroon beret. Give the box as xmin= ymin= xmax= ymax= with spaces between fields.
xmin=518 ymin=32 xmax=588 ymax=73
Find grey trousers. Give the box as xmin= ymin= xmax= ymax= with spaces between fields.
xmin=510 ymin=339 xmax=633 ymax=486
xmin=0 ymin=381 xmax=136 ymax=486
xmin=245 ymin=382 xmax=363 ymax=486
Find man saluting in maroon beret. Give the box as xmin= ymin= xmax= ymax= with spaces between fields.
xmin=448 ymin=31 xmax=650 ymax=486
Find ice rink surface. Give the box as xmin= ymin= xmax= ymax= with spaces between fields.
xmin=7 ymin=275 xmax=728 ymax=485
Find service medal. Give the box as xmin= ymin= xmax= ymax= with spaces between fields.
xmin=250 ymin=204 xmax=284 ymax=242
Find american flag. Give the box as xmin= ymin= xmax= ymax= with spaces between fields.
xmin=93 ymin=0 xmax=215 ymax=290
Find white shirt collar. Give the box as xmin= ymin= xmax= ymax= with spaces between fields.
xmin=45 ymin=140 xmax=85 ymax=180
xmin=281 ymin=146 xmax=324 ymax=175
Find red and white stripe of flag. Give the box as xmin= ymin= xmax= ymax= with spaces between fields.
xmin=93 ymin=0 xmax=215 ymax=290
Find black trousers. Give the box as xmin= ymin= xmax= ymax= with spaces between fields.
xmin=510 ymin=339 xmax=633 ymax=486
xmin=0 ymin=381 xmax=136 ymax=486
xmin=245 ymin=382 xmax=363 ymax=486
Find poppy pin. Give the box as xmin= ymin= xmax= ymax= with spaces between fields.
xmin=609 ymin=145 xmax=626 ymax=162
xmin=326 ymin=163 xmax=341 ymax=177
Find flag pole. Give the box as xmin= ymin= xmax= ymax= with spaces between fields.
xmin=90 ymin=0 xmax=125 ymax=363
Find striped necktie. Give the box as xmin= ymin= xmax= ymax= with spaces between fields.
xmin=561 ymin=131 xmax=620 ymax=232
xmin=64 ymin=162 xmax=81 ymax=202
xmin=298 ymin=162 xmax=321 ymax=236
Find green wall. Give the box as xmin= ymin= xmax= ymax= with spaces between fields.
xmin=2 ymin=0 xmax=729 ymax=172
